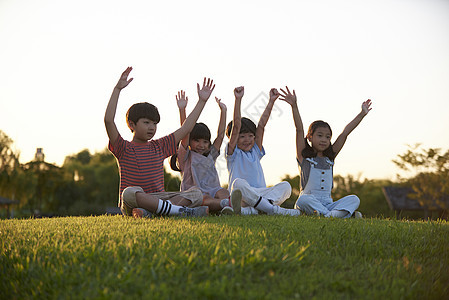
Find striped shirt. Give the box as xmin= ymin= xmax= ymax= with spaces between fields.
xmin=108 ymin=133 xmax=176 ymax=207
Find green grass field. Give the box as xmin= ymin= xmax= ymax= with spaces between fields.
xmin=1 ymin=215 xmax=448 ymax=299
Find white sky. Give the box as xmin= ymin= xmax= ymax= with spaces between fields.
xmin=1 ymin=0 xmax=449 ymax=186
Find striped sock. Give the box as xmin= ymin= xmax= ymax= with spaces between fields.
xmin=156 ymin=199 xmax=181 ymax=216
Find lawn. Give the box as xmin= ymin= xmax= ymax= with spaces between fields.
xmin=1 ymin=215 xmax=448 ymax=299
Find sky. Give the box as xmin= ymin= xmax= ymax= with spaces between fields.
xmin=1 ymin=0 xmax=449 ymax=186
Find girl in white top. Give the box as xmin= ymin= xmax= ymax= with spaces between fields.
xmin=279 ymin=86 xmax=372 ymax=218
xmin=226 ymin=86 xmax=300 ymax=216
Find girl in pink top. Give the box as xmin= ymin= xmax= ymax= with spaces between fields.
xmin=172 ymin=91 xmax=241 ymax=214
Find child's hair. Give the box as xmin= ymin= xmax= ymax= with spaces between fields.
xmin=190 ymin=123 xmax=211 ymax=145
xmin=170 ymin=153 xmax=181 ymax=172
xmin=169 ymin=123 xmax=212 ymax=173
xmin=126 ymin=102 xmax=160 ymax=132
xmin=225 ymin=117 xmax=256 ymax=138
xmin=302 ymin=120 xmax=336 ymax=161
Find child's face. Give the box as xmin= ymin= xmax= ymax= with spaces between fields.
xmin=309 ymin=126 xmax=331 ymax=153
xmin=131 ymin=118 xmax=157 ymax=142
xmin=237 ymin=132 xmax=255 ymax=152
xmin=190 ymin=138 xmax=210 ymax=155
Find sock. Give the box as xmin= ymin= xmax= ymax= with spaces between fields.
xmin=253 ymin=197 xmax=275 ymax=214
xmin=325 ymin=210 xmax=350 ymax=218
xmin=241 ymin=207 xmax=258 ymax=215
xmin=156 ymin=199 xmax=182 ymax=216
xmin=220 ymin=198 xmax=230 ymax=208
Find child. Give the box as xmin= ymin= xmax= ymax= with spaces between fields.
xmin=279 ymin=86 xmax=372 ymax=218
xmin=105 ymin=66 xmax=215 ymax=218
xmin=226 ymin=86 xmax=300 ymax=216
xmin=172 ymin=91 xmax=242 ymax=214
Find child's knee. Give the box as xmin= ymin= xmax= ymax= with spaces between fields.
xmin=183 ymin=187 xmax=203 ymax=207
xmin=347 ymin=195 xmax=360 ymax=206
xmin=279 ymin=181 xmax=292 ymax=196
xmin=231 ymin=178 xmax=249 ymax=191
xmin=295 ymin=195 xmax=315 ymax=211
xmin=121 ymin=186 xmax=144 ymax=215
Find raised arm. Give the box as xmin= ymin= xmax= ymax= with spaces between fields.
xmin=173 ymin=78 xmax=215 ymax=144
xmin=104 ymin=67 xmax=134 ymax=145
xmin=279 ymin=86 xmax=306 ymax=163
xmin=332 ymin=99 xmax=372 ymax=157
xmin=212 ymin=97 xmax=227 ymax=150
xmin=227 ymin=87 xmax=244 ymax=155
xmin=175 ymin=90 xmax=189 ymax=148
xmin=255 ymin=88 xmax=280 ymax=150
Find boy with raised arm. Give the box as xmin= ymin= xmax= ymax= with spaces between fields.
xmin=105 ymin=66 xmax=215 ymax=217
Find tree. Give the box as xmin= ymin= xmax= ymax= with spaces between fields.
xmin=393 ymin=144 xmax=449 ymax=212
xmin=0 ymin=131 xmax=21 ymax=198
xmin=60 ymin=148 xmax=119 ymax=215
xmin=22 ymin=160 xmax=62 ymax=215
xmin=0 ymin=131 xmax=27 ymax=217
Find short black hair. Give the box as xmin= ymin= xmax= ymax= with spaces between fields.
xmin=126 ymin=102 xmax=160 ymax=132
xmin=190 ymin=123 xmax=211 ymax=143
xmin=225 ymin=117 xmax=256 ymax=138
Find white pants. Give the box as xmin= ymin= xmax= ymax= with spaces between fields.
xmin=295 ymin=193 xmax=359 ymax=218
xmin=230 ymin=178 xmax=292 ymax=207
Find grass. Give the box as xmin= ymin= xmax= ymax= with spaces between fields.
xmin=1 ymin=215 xmax=448 ymax=299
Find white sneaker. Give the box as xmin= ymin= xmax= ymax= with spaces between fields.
xmin=220 ymin=206 xmax=234 ymax=215
xmin=241 ymin=206 xmax=259 ymax=215
xmin=230 ymin=189 xmax=242 ymax=214
xmin=353 ymin=211 xmax=363 ymax=219
xmin=179 ymin=206 xmax=209 ymax=217
xmin=271 ymin=206 xmax=301 ymax=216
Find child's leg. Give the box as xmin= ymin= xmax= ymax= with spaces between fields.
xmin=231 ymin=178 xmax=262 ymax=207
xmin=259 ymin=181 xmax=292 ymax=206
xmin=231 ymin=179 xmax=299 ymax=216
xmin=202 ymin=194 xmax=223 ymax=213
xmin=215 ymin=188 xmax=232 ymax=208
xmin=153 ymin=187 xmax=204 ymax=208
xmin=168 ymin=196 xmax=192 ymax=207
xmin=295 ymin=194 xmax=329 ymax=216
xmin=325 ymin=195 xmax=360 ymax=218
xmin=215 ymin=188 xmax=242 ymax=214
xmin=122 ymin=186 xmax=208 ymax=217
xmin=215 ymin=188 xmax=230 ymax=200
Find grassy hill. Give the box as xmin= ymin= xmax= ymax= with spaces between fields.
xmin=1 ymin=215 xmax=448 ymax=299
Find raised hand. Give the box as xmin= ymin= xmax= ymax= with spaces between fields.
xmin=279 ymin=86 xmax=297 ymax=106
xmin=361 ymin=99 xmax=372 ymax=115
xmin=234 ymin=86 xmax=244 ymax=99
xmin=269 ymin=88 xmax=280 ymax=102
xmin=215 ymin=97 xmax=227 ymax=111
xmin=197 ymin=77 xmax=215 ymax=102
xmin=115 ymin=67 xmax=133 ymax=90
xmin=176 ymin=90 xmax=188 ymax=109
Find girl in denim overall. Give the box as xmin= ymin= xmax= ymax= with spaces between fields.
xmin=279 ymin=86 xmax=372 ymax=218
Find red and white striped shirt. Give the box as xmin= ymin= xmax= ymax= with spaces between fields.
xmin=108 ymin=133 xmax=176 ymax=207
